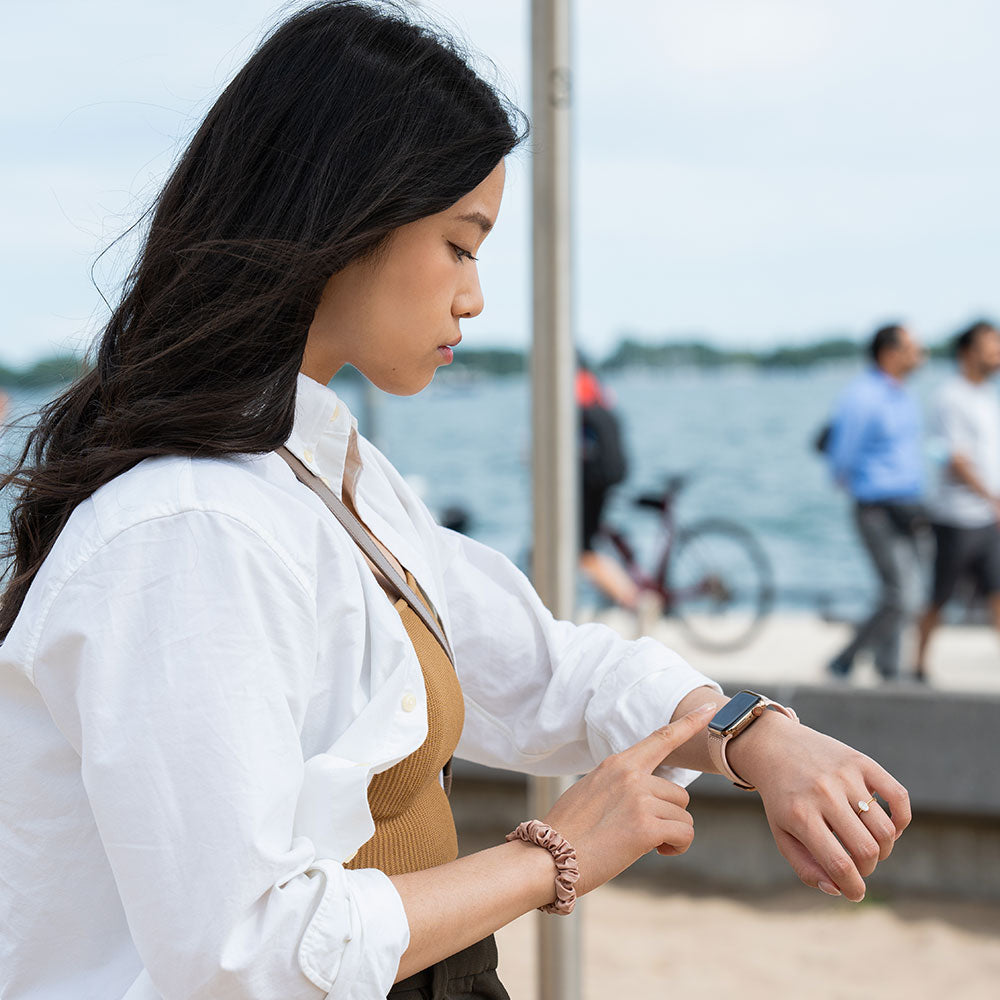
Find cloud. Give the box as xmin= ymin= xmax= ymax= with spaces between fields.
xmin=640 ymin=0 xmax=835 ymax=78
xmin=3 ymin=0 xmax=1000 ymax=363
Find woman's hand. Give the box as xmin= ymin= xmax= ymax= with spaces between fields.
xmin=729 ymin=714 xmax=911 ymax=902
xmin=392 ymin=704 xmax=715 ymax=979
xmin=542 ymin=702 xmax=717 ymax=895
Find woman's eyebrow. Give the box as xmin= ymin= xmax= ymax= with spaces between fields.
xmin=455 ymin=211 xmax=494 ymax=235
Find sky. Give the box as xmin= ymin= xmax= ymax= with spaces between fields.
xmin=3 ymin=0 xmax=999 ymax=366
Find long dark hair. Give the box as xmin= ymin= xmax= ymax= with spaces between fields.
xmin=0 ymin=0 xmax=526 ymax=640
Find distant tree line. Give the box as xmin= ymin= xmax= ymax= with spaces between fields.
xmin=0 ymin=336 xmax=956 ymax=389
xmin=601 ymin=337 xmax=861 ymax=369
xmin=440 ymin=336 xmax=952 ymax=376
xmin=448 ymin=347 xmax=526 ymax=375
xmin=0 ymin=353 xmax=88 ymax=389
xmin=602 ymin=336 xmax=952 ymax=370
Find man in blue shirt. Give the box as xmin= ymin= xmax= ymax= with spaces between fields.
xmin=826 ymin=323 xmax=926 ymax=680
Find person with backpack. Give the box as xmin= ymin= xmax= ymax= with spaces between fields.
xmin=577 ymin=358 xmax=639 ymax=608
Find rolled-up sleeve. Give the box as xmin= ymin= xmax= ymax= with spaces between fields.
xmin=30 ymin=510 xmax=408 ymax=1000
xmin=436 ymin=528 xmax=720 ymax=786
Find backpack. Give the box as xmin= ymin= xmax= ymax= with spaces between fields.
xmin=813 ymin=421 xmax=832 ymax=455
xmin=581 ymin=403 xmax=627 ymax=490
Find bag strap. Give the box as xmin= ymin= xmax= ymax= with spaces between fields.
xmin=277 ymin=446 xmax=454 ymax=665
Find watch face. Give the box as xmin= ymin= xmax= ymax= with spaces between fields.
xmin=708 ymin=690 xmax=763 ymax=734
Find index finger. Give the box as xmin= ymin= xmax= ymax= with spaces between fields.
xmin=623 ymin=702 xmax=717 ymax=773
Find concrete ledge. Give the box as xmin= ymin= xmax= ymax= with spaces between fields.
xmin=451 ymin=681 xmax=1000 ymax=899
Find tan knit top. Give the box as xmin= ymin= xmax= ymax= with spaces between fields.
xmin=345 ymin=571 xmax=464 ymax=876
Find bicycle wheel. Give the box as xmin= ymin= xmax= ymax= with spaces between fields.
xmin=662 ymin=518 xmax=774 ymax=652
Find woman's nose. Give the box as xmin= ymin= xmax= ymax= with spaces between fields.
xmin=454 ymin=271 xmax=484 ymax=319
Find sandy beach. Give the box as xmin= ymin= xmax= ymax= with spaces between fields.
xmin=494 ymin=876 xmax=1000 ymax=999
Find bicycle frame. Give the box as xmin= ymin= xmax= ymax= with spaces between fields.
xmin=598 ymin=493 xmax=680 ymax=609
xmin=598 ymin=488 xmax=738 ymax=611
xmin=593 ymin=478 xmax=774 ymax=651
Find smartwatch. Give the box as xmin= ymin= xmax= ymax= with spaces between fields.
xmin=707 ymin=689 xmax=799 ymax=791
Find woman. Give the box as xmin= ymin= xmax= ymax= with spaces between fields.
xmin=0 ymin=4 xmax=910 ymax=999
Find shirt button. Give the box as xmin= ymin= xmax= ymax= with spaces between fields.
xmin=321 ymin=476 xmax=331 ymax=487
xmin=330 ymin=406 xmax=340 ymax=422
xmin=303 ymin=449 xmax=315 ymax=464
xmin=401 ymin=693 xmax=417 ymax=712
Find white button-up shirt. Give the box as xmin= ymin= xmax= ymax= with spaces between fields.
xmin=0 ymin=373 xmax=719 ymax=1000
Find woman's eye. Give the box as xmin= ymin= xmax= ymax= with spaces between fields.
xmin=450 ymin=242 xmax=478 ymax=263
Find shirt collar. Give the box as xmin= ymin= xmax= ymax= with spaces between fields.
xmin=284 ymin=372 xmax=358 ymax=496
xmin=870 ymin=365 xmax=903 ymax=391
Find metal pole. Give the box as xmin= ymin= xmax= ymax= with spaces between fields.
xmin=530 ymin=2 xmax=580 ymax=999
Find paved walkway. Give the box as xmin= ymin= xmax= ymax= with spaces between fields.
xmin=581 ymin=608 xmax=1000 ymax=694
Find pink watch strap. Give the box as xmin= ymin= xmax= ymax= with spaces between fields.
xmin=708 ymin=696 xmax=799 ymax=791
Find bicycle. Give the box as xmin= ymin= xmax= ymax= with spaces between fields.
xmin=595 ymin=473 xmax=775 ymax=652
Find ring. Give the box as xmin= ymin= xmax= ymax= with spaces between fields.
xmin=856 ymin=793 xmax=877 ymax=815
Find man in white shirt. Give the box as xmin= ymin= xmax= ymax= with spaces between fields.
xmin=916 ymin=320 xmax=1000 ymax=679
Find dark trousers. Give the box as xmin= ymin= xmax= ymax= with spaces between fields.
xmin=389 ymin=935 xmax=510 ymax=1000
xmin=834 ymin=502 xmax=924 ymax=677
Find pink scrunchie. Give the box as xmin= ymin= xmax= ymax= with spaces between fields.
xmin=505 ymin=819 xmax=580 ymax=915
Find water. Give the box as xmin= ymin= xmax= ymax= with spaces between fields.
xmin=1 ymin=361 xmax=957 ymax=618
xmin=336 ymin=360 xmax=953 ymax=618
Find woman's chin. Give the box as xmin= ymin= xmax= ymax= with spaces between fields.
xmin=368 ymin=368 xmax=436 ymax=397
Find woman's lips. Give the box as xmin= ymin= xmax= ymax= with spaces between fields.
xmin=438 ymin=336 xmax=461 ymax=363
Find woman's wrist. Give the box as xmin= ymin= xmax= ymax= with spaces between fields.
xmin=498 ymin=836 xmax=560 ymax=909
xmin=506 ymin=820 xmax=580 ymax=915
xmin=724 ymin=709 xmax=800 ymax=789
xmin=390 ymin=836 xmax=564 ymax=981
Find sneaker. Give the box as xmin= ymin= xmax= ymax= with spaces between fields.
xmin=827 ymin=654 xmax=852 ymax=680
